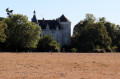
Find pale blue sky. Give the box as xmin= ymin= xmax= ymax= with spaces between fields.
xmin=1 ymin=0 xmax=120 ymax=35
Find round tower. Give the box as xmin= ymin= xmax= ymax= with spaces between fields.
xmin=59 ymin=14 xmax=71 ymax=46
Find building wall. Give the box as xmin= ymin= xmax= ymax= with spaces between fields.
xmin=40 ymin=22 xmax=71 ymax=47
xmin=60 ymin=22 xmax=71 ymax=46
xmin=41 ymin=27 xmax=63 ymax=46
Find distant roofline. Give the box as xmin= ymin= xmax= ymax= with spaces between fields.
xmin=32 ymin=11 xmax=71 ymax=22
xmin=58 ymin=14 xmax=71 ymax=22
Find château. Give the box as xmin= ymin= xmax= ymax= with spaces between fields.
xmin=32 ymin=11 xmax=71 ymax=46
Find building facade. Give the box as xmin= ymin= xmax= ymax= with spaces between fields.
xmin=32 ymin=11 xmax=71 ymax=46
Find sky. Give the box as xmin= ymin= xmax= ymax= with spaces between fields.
xmin=1 ymin=0 xmax=120 ymax=35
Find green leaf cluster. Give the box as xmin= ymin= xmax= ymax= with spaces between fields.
xmin=4 ymin=14 xmax=41 ymax=51
xmin=72 ymin=14 xmax=112 ymax=52
xmin=37 ymin=35 xmax=60 ymax=52
xmin=0 ymin=22 xmax=7 ymax=43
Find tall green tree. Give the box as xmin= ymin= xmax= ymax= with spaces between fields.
xmin=4 ymin=14 xmax=41 ymax=51
xmin=99 ymin=17 xmax=120 ymax=51
xmin=84 ymin=13 xmax=96 ymax=23
xmin=115 ymin=31 xmax=120 ymax=51
xmin=37 ymin=35 xmax=60 ymax=52
xmin=0 ymin=22 xmax=7 ymax=43
xmin=72 ymin=22 xmax=111 ymax=52
xmin=73 ymin=13 xmax=96 ymax=35
xmin=0 ymin=21 xmax=7 ymax=51
xmin=72 ymin=14 xmax=112 ymax=52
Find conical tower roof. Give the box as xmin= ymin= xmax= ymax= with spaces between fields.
xmin=59 ymin=14 xmax=71 ymax=22
xmin=32 ymin=11 xmax=39 ymax=24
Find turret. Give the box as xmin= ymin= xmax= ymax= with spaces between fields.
xmin=59 ymin=14 xmax=71 ymax=46
xmin=31 ymin=11 xmax=39 ymax=24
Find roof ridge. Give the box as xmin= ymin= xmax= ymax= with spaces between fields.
xmin=59 ymin=14 xmax=71 ymax=22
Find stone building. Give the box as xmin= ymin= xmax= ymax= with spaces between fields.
xmin=32 ymin=11 xmax=71 ymax=46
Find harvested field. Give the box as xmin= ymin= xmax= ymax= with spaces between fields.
xmin=0 ymin=53 xmax=120 ymax=79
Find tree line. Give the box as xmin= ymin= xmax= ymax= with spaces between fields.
xmin=0 ymin=8 xmax=60 ymax=52
xmin=71 ymin=14 xmax=120 ymax=52
xmin=0 ymin=8 xmax=120 ymax=53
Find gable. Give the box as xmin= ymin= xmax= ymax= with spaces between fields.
xmin=38 ymin=20 xmax=63 ymax=29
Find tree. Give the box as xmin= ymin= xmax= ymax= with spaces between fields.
xmin=37 ymin=35 xmax=60 ymax=52
xmin=99 ymin=17 xmax=120 ymax=51
xmin=84 ymin=13 xmax=96 ymax=23
xmin=72 ymin=23 xmax=112 ymax=52
xmin=0 ymin=21 xmax=7 ymax=51
xmin=4 ymin=14 xmax=41 ymax=51
xmin=0 ymin=17 xmax=4 ymax=21
xmin=73 ymin=13 xmax=96 ymax=35
xmin=72 ymin=14 xmax=112 ymax=52
xmin=115 ymin=31 xmax=120 ymax=51
xmin=0 ymin=22 xmax=7 ymax=43
xmin=99 ymin=17 xmax=106 ymax=23
xmin=6 ymin=8 xmax=13 ymax=18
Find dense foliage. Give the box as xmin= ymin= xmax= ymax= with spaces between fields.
xmin=4 ymin=14 xmax=41 ymax=51
xmin=0 ymin=22 xmax=7 ymax=43
xmin=0 ymin=8 xmax=61 ymax=52
xmin=1 ymin=8 xmax=120 ymax=53
xmin=72 ymin=13 xmax=120 ymax=52
xmin=37 ymin=35 xmax=60 ymax=52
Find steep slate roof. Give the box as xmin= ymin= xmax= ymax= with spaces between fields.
xmin=59 ymin=14 xmax=71 ymax=22
xmin=31 ymin=11 xmax=70 ymax=30
xmin=31 ymin=11 xmax=39 ymax=24
xmin=38 ymin=20 xmax=63 ymax=29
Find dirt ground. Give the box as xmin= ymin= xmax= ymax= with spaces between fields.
xmin=0 ymin=53 xmax=120 ymax=79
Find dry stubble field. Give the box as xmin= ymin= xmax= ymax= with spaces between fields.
xmin=0 ymin=53 xmax=120 ymax=79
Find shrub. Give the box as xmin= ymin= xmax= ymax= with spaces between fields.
xmin=93 ymin=49 xmax=105 ymax=53
xmin=71 ymin=48 xmax=78 ymax=53
xmin=61 ymin=45 xmax=71 ymax=52
xmin=106 ymin=47 xmax=112 ymax=52
xmin=37 ymin=35 xmax=60 ymax=52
